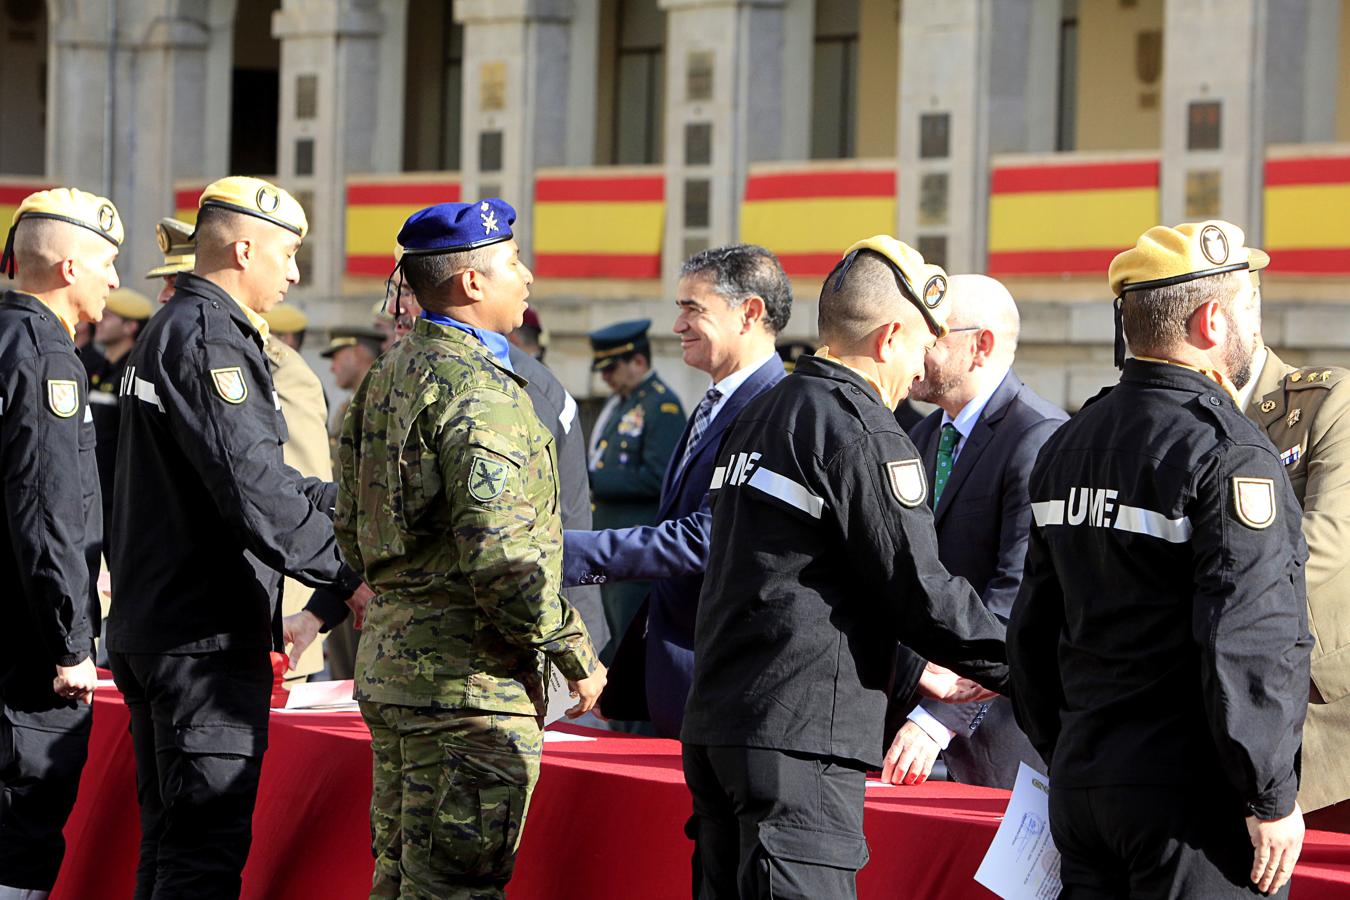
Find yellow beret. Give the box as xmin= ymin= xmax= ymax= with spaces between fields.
xmin=840 ymin=235 xmax=951 ymax=338
xmin=2 ymin=188 xmax=123 ymax=278
xmin=1108 ymin=220 xmax=1269 ymax=297
xmin=196 ymin=176 xmax=308 ymax=239
xmin=146 ymin=217 xmax=196 ymax=278
xmin=261 ymin=304 xmax=309 ymax=334
xmin=105 ymin=288 xmax=155 ymax=321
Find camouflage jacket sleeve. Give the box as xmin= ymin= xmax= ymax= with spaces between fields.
xmin=439 ymin=386 xmax=598 ymax=682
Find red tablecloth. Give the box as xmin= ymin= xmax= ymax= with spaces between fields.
xmin=52 ymin=689 xmax=1350 ymax=899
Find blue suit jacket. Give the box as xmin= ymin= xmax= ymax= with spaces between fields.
xmin=564 ymin=355 xmax=786 ymax=736
xmin=906 ymin=370 xmax=1066 ymax=787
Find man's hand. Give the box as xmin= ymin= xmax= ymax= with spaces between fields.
xmin=53 ymin=657 xmax=98 ymax=704
xmin=565 ymin=662 xmax=609 ymax=718
xmin=916 ymin=662 xmax=998 ymax=705
xmin=882 ymin=720 xmax=941 ymax=785
xmin=1246 ymin=805 xmax=1304 ymax=895
xmin=346 ymin=582 xmax=375 ymax=630
xmin=282 ymin=609 xmax=323 ymax=671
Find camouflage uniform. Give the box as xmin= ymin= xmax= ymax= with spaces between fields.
xmin=336 ymin=316 xmax=598 ymax=900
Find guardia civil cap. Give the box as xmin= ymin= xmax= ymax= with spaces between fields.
xmin=105 ymin=288 xmax=155 ymax=321
xmin=396 ymin=199 xmax=516 ymax=257
xmin=775 ymin=340 xmax=817 ymax=375
xmin=197 ymin=176 xmax=309 ymax=239
xmin=146 ymin=217 xmax=196 ymax=278
xmin=830 ymin=236 xmax=951 ymax=339
xmin=589 ymin=319 xmax=651 ymax=371
xmin=261 ymin=304 xmax=309 ymax=335
xmin=2 ymin=188 xmax=124 ymax=278
xmin=321 ymin=325 xmax=385 ymax=359
xmin=1107 ymin=220 xmax=1269 ymax=367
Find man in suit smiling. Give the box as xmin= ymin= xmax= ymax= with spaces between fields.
xmin=563 ymin=244 xmax=791 ymax=738
xmin=884 ymin=274 xmax=1066 ymax=789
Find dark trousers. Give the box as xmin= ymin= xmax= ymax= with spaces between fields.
xmin=682 ymin=744 xmax=870 ymax=900
xmin=109 ymin=649 xmax=272 ymax=900
xmin=0 ymin=697 xmax=91 ymax=891
xmin=1051 ymin=783 xmax=1284 ymax=899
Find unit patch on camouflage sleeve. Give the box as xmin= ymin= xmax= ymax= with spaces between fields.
xmin=468 ymin=454 xmax=509 ymax=502
xmin=210 ymin=366 xmax=249 ymax=404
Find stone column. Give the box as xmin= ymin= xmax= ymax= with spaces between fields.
xmin=46 ymin=0 xmax=236 ymax=285
xmin=658 ymin=0 xmax=786 ymax=282
xmin=273 ymin=0 xmax=402 ymax=316
xmin=454 ymin=0 xmax=573 ymax=261
xmin=1159 ymin=0 xmax=1264 ymax=235
xmin=897 ymin=0 xmax=989 ymax=273
xmin=1264 ymin=0 xmax=1340 ymax=145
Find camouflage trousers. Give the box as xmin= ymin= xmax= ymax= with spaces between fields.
xmin=360 ymin=703 xmax=542 ymax=900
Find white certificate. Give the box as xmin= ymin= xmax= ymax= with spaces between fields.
xmin=973 ymin=762 xmax=1062 ymax=900
xmin=543 ymin=663 xmax=574 ymax=726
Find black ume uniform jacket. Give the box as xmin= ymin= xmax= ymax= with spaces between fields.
xmin=681 ymin=355 xmax=1010 ymax=768
xmin=1008 ymin=360 xmax=1313 ymax=820
xmin=107 ymin=274 xmax=359 ymax=655
xmin=0 ymin=292 xmax=101 ymax=700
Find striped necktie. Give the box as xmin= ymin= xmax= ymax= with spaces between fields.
xmin=676 ymin=387 xmax=722 ymax=477
xmin=932 ymin=423 xmax=959 ymax=508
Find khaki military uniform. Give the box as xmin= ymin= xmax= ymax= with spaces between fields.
xmin=1245 ymin=348 xmax=1350 ymax=815
xmin=266 ymin=338 xmax=332 ymax=680
xmin=336 ymin=317 xmax=598 ymax=899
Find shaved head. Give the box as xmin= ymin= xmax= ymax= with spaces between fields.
xmin=14 ymin=218 xmax=88 ymax=288
xmin=818 ymin=250 xmax=912 ymax=351
xmin=193 ymin=207 xmax=266 ymax=269
xmin=910 ymin=274 xmax=1022 ymax=410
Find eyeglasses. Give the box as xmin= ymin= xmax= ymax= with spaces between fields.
xmin=946 ymin=326 xmax=982 ymax=334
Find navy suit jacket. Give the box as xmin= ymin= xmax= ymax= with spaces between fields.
xmin=905 ymin=369 xmax=1066 ymax=787
xmin=563 ymin=355 xmax=786 ymax=737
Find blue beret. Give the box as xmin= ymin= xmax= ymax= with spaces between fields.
xmin=397 ymin=198 xmax=515 ymax=257
xmin=589 ymin=318 xmax=652 ymax=370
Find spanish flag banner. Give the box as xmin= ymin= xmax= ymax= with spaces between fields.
xmin=987 ymin=156 xmax=1159 ymax=277
xmin=740 ymin=162 xmax=896 ymax=278
xmin=1265 ymin=151 xmax=1350 ymax=274
xmin=532 ymin=167 xmax=664 ymax=279
xmin=346 ymin=175 xmax=462 ymax=277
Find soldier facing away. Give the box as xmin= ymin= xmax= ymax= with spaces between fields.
xmin=335 ymin=198 xmax=605 ymax=899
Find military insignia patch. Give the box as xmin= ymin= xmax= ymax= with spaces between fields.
xmin=1259 ymin=399 xmax=1276 ymax=413
xmin=886 ymin=459 xmax=927 ymax=508
xmin=922 ymin=275 xmax=947 ymax=309
xmin=256 ymin=185 xmax=280 ymax=213
xmin=47 ymin=379 xmax=78 ymax=417
xmin=468 ymin=455 xmax=508 ymax=502
xmin=1200 ymin=224 xmax=1229 ymax=265
xmin=1287 ymin=408 xmax=1301 ymax=427
xmin=210 ymin=367 xmax=249 ymax=404
xmin=97 ymin=203 xmax=116 ymax=233
xmin=1280 ymin=446 xmax=1301 ymax=467
xmin=156 ymin=222 xmax=172 ymax=253
xmin=617 ymin=406 xmax=645 ymax=437
xmin=1232 ymin=476 xmax=1276 ymax=529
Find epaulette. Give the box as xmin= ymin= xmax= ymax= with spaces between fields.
xmin=1285 ymin=367 xmax=1349 ymax=391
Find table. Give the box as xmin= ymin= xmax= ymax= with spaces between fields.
xmin=51 ymin=689 xmax=1350 ymax=899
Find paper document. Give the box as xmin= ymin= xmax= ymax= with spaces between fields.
xmin=974 ymin=762 xmax=1062 ymax=900
xmin=543 ymin=730 xmax=597 ymax=743
xmin=544 ymin=663 xmax=575 ymax=726
xmin=283 ymin=679 xmax=357 ymax=710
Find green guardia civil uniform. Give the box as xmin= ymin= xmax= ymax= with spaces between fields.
xmin=336 ymin=314 xmax=599 ymax=900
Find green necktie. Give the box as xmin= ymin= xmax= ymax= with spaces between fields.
xmin=933 ymin=423 xmax=959 ymax=508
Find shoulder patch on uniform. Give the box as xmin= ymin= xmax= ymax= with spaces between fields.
xmin=1287 ymin=368 xmax=1346 ymax=390
xmin=886 ymin=458 xmax=927 ymax=508
xmin=468 ymin=454 xmax=508 ymax=502
xmin=210 ymin=366 xmax=248 ymax=404
xmin=47 ymin=379 xmax=78 ymax=417
xmin=660 ymin=402 xmax=680 ymax=414
xmin=1232 ymin=476 xmax=1276 ymax=529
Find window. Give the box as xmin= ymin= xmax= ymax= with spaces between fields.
xmin=613 ymin=0 xmax=665 ymax=164
xmin=811 ymin=0 xmax=859 ymax=159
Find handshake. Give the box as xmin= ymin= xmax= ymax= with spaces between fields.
xmin=881 ymin=662 xmax=999 ymax=787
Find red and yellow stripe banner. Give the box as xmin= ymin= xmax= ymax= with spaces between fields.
xmin=987 ymin=156 xmax=1159 ymax=277
xmin=740 ymin=163 xmax=896 ymax=277
xmin=346 ymin=175 xmax=461 ymax=277
xmin=1265 ymin=151 xmax=1350 ymax=274
xmin=0 ymin=179 xmax=54 ymax=233
xmin=173 ymin=184 xmax=204 ymax=224
xmin=533 ymin=167 xmax=664 ymax=279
